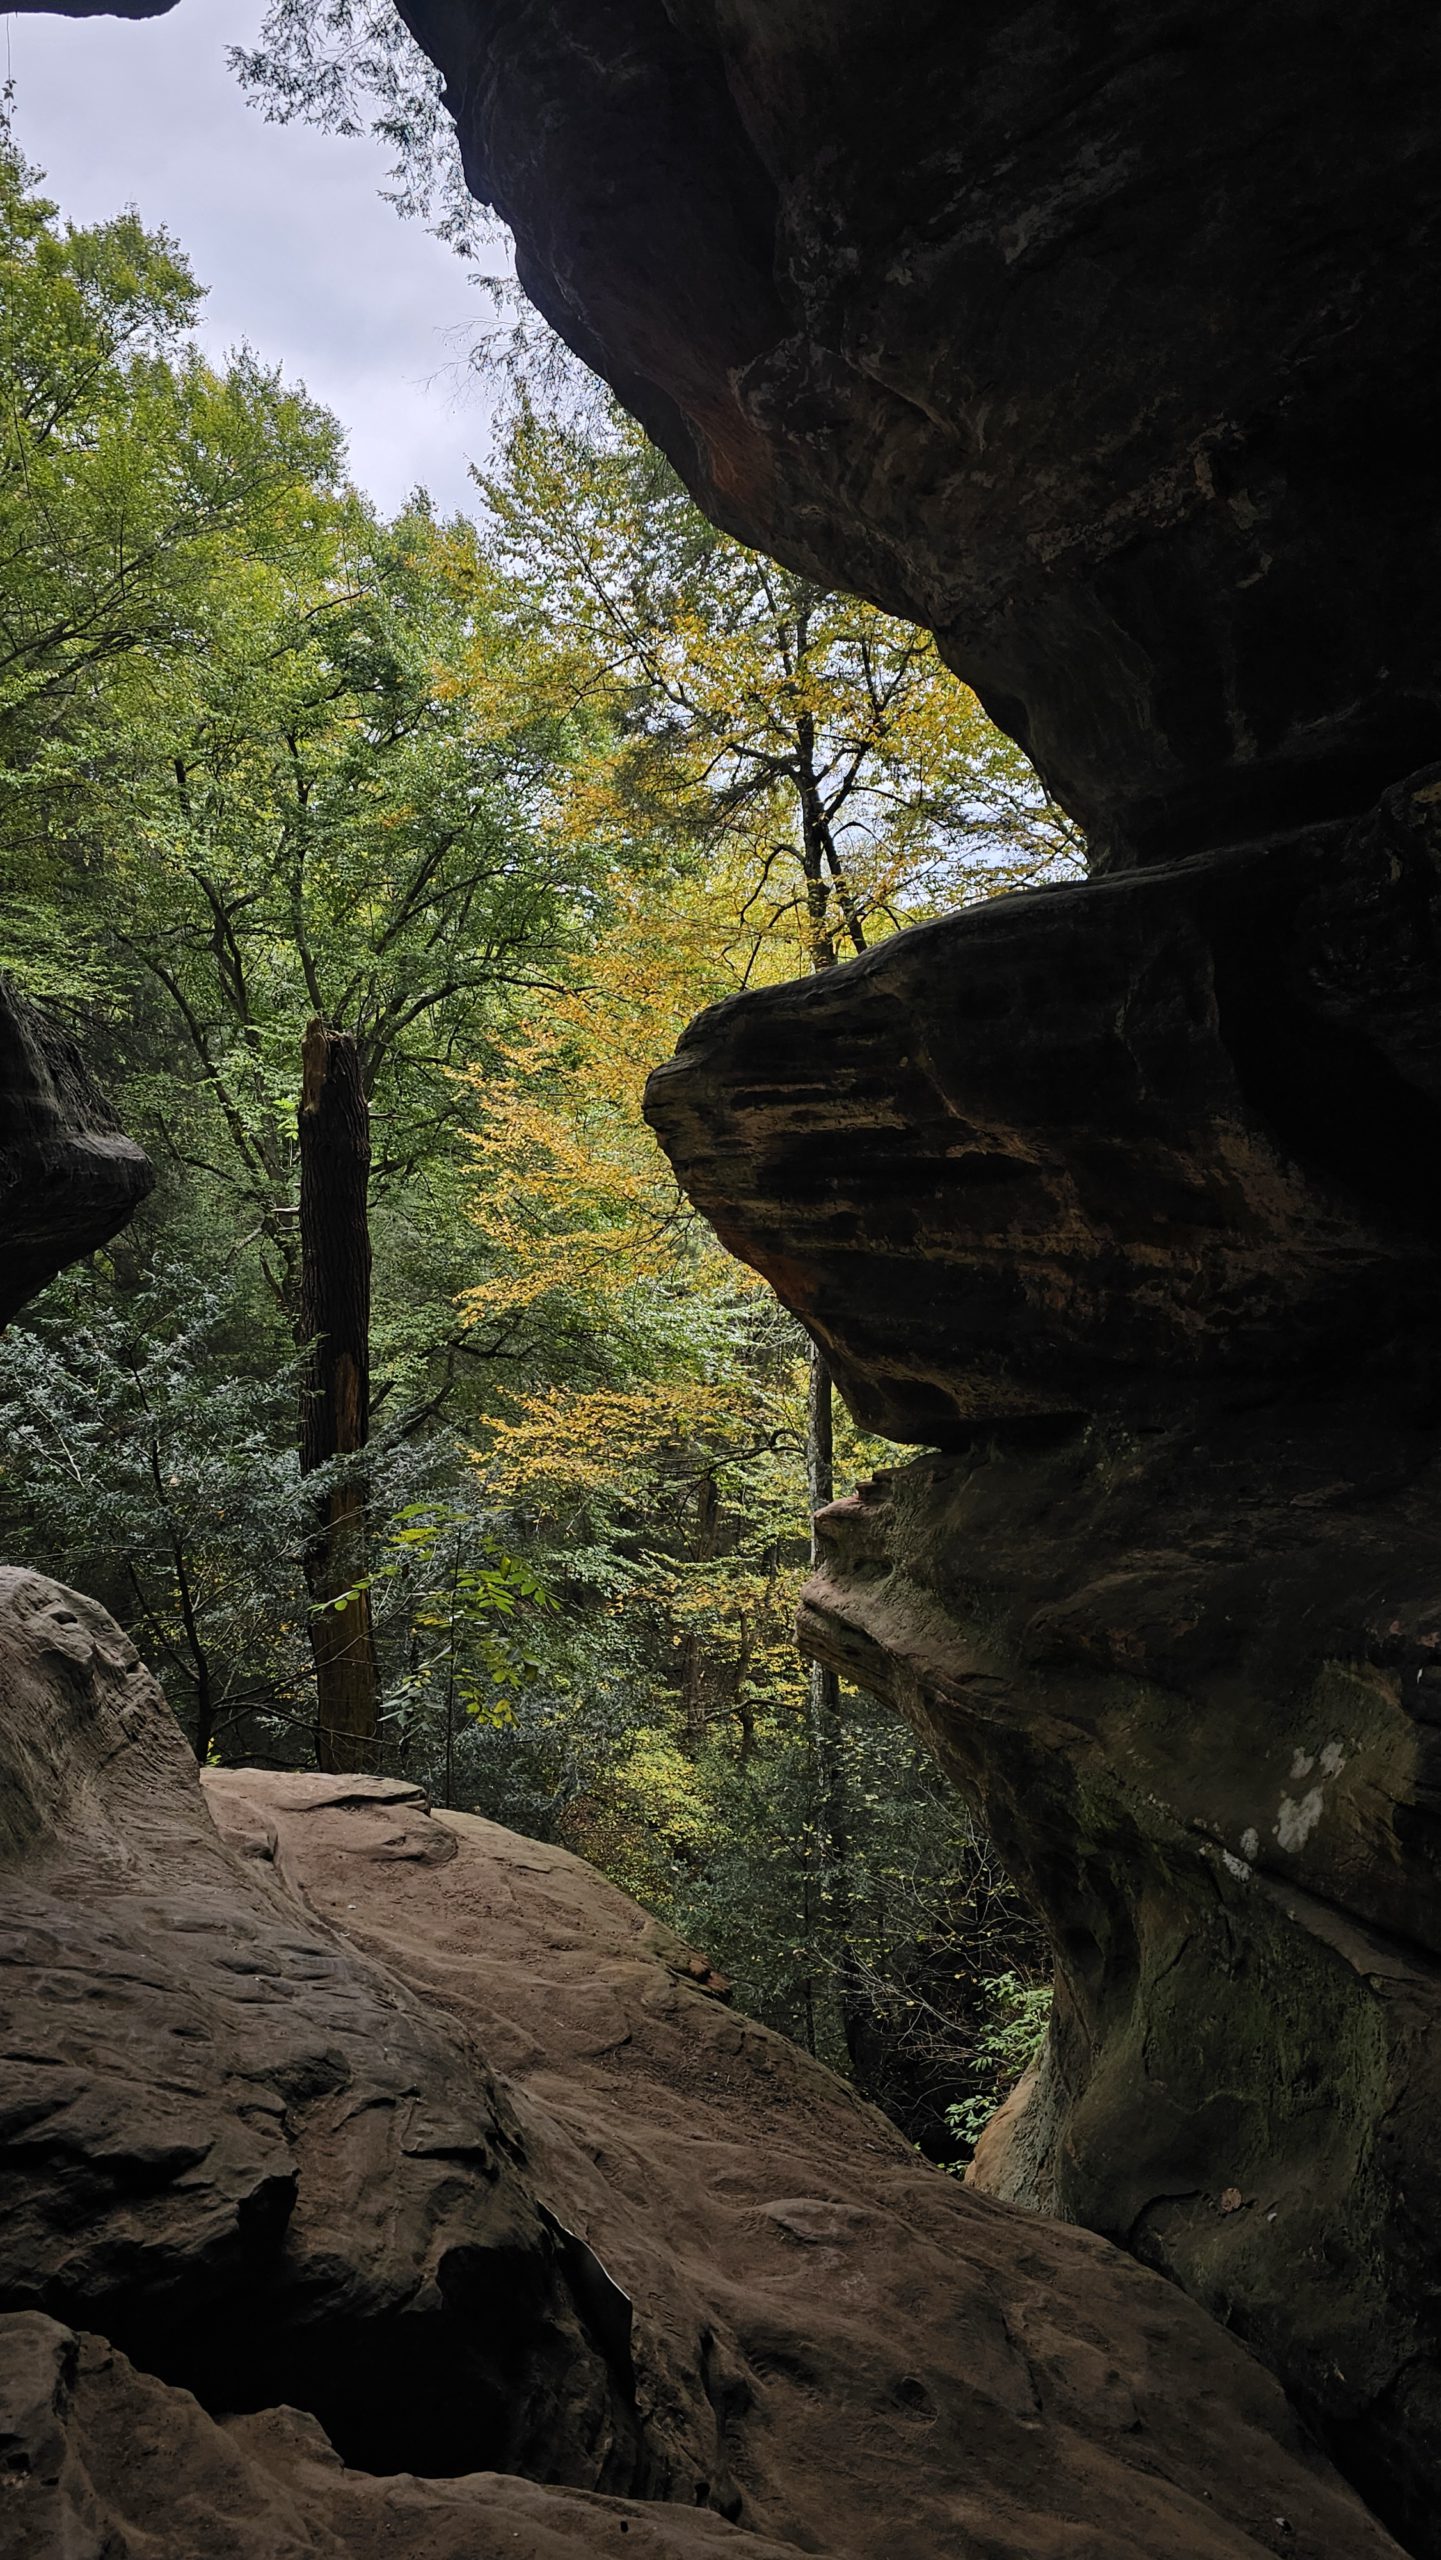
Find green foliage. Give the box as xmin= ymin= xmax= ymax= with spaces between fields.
xmin=0 ymin=128 xmax=598 ymax=1778
xmin=480 ymin=398 xmax=1082 ymax=964
xmin=0 ymin=1259 xmax=313 ymax=1755
xmin=19 ymin=484 xmax=599 ymax=1320
xmin=231 ymin=2 xmax=487 ymax=259
xmin=431 ymin=406 xmax=1063 ymax=2143
xmin=0 ymin=120 xmax=341 ymax=998
xmin=0 ymin=136 xmax=1055 ymax=2149
xmin=943 ymin=1975 xmax=1054 ymax=2155
xmin=367 ymin=1501 xmax=556 ymax=1736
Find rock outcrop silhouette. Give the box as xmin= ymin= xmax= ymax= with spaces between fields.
xmin=403 ymin=0 xmax=1441 ymax=870
xmin=0 ymin=981 xmax=152 ymax=1324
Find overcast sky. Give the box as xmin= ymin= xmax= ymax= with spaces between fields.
xmin=4 ymin=0 xmax=504 ymax=516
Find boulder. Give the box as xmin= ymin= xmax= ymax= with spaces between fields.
xmin=0 ymin=1568 xmax=1402 ymax=2557
xmin=0 ymin=2315 xmax=810 ymax=2560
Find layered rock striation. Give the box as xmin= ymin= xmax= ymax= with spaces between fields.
xmin=380 ymin=2 xmax=1441 ymax=2539
xmin=0 ymin=1567 xmax=1402 ymax=2558
xmin=401 ymin=0 xmax=1441 ymax=868
xmin=645 ymin=766 xmax=1441 ymax=2547
xmin=646 ymin=769 xmax=1441 ymax=1446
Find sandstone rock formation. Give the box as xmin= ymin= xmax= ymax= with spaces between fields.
xmin=646 ymin=768 xmax=1441 ymax=1446
xmin=0 ymin=981 xmax=152 ymax=1326
xmin=352 ymin=4 xmax=1441 ymax=2542
xmin=645 ymin=767 xmax=1441 ymax=2551
xmin=0 ymin=1568 xmax=1405 ymax=2558
xmin=10 ymin=0 xmax=1441 ymax=2550
xmin=0 ymin=2316 xmax=814 ymax=2560
xmin=399 ymin=0 xmax=1441 ymax=869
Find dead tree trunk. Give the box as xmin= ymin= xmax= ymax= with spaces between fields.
xmin=298 ymin=1017 xmax=380 ymax=1773
xmin=795 ymin=755 xmax=866 ymax=2068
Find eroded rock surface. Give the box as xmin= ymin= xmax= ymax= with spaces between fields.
xmin=645 ymin=767 xmax=1441 ymax=2549
xmin=0 ymin=2316 xmax=811 ymax=2560
xmin=401 ymin=0 xmax=1441 ymax=866
xmin=0 ymin=1569 xmax=639 ymax=2490
xmin=396 ymin=6 xmax=1441 ymax=2542
xmin=0 ymin=1570 xmax=1403 ymax=2558
xmin=645 ymin=768 xmax=1441 ymax=1445
xmin=0 ymin=983 xmax=152 ymax=1324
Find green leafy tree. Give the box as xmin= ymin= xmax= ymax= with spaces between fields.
xmin=0 ymin=136 xmax=601 ymax=1771
xmin=413 ymin=405 xmax=1067 ymax=2131
xmin=231 ymin=2 xmax=484 ymax=257
xmin=0 ymin=134 xmax=1056 ymax=2149
xmin=0 ymin=1261 xmax=312 ymax=1761
xmin=15 ymin=412 xmax=603 ymax=1761
xmin=0 ymin=124 xmax=343 ymax=990
xmin=29 ymin=495 xmax=588 ymax=1306
xmin=482 ymin=397 xmax=1080 ymax=966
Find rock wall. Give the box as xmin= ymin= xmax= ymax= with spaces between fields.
xmin=0 ymin=1567 xmax=1402 ymax=2559
xmin=358 ymin=2 xmax=1441 ymax=2546
xmin=644 ymin=767 xmax=1441 ymax=2549
xmin=400 ymin=0 xmax=1441 ymax=868
xmin=0 ymin=979 xmax=152 ymax=1325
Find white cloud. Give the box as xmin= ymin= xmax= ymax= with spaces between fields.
xmin=4 ymin=0 xmax=505 ymax=516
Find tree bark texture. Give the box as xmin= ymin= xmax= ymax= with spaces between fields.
xmin=298 ymin=1018 xmax=380 ymax=1773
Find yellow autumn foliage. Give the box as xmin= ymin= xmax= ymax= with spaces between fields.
xmin=456 ymin=395 xmax=1079 ymax=1755
xmin=472 ymin=1379 xmax=752 ymax=1506
xmin=457 ymin=856 xmax=792 ymax=1332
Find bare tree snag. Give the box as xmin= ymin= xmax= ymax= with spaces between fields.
xmin=298 ymin=1017 xmax=380 ymax=1772
xmin=801 ymin=882 xmax=862 ymax=2066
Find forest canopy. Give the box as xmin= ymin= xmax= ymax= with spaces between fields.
xmin=0 ymin=126 xmax=1073 ymax=2155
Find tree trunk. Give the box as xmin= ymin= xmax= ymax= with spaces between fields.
xmin=807 ymin=1340 xmax=867 ymax=2070
xmin=298 ymin=1017 xmax=380 ymax=1772
xmin=680 ymin=1468 xmax=721 ymax=1747
xmin=794 ymin=760 xmax=866 ymax=2062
